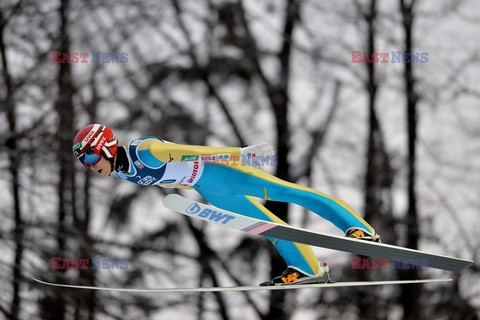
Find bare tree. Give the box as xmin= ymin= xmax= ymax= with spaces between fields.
xmin=38 ymin=0 xmax=76 ymax=318
xmin=350 ymin=0 xmax=396 ymax=319
xmin=0 ymin=4 xmax=25 ymax=319
xmin=397 ymin=1 xmax=422 ymax=319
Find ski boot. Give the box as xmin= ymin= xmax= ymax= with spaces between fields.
xmin=346 ymin=228 xmax=381 ymax=242
xmin=260 ymin=262 xmax=332 ymax=286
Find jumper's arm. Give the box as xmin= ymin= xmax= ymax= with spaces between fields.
xmin=146 ymin=139 xmax=242 ymax=163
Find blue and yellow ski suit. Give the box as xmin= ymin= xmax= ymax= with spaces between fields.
xmin=114 ymin=137 xmax=375 ymax=276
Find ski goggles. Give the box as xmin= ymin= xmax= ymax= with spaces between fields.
xmin=78 ymin=149 xmax=101 ymax=167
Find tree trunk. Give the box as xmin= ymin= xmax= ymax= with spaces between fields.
xmin=0 ymin=11 xmax=24 ymax=320
xmin=359 ymin=1 xmax=395 ymax=318
xmin=40 ymin=0 xmax=75 ymax=318
xmin=398 ymin=1 xmax=421 ymax=319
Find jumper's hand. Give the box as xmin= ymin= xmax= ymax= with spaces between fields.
xmin=240 ymin=143 xmax=275 ymax=168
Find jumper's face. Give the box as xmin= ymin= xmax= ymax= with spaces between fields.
xmin=89 ymin=154 xmax=112 ymax=176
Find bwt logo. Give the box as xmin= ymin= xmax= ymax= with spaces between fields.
xmin=51 ymin=51 xmax=128 ymax=63
xmin=351 ymin=51 xmax=428 ymax=63
xmin=51 ymin=256 xmax=128 ymax=269
xmin=186 ymin=202 xmax=235 ymax=224
xmin=351 ymin=257 xmax=429 ymax=270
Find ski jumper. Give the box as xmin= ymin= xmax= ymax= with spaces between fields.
xmin=114 ymin=137 xmax=376 ymax=276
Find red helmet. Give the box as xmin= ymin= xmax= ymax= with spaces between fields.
xmin=73 ymin=124 xmax=118 ymax=166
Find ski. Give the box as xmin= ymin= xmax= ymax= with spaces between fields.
xmin=32 ymin=278 xmax=451 ymax=293
xmin=163 ymin=194 xmax=473 ymax=273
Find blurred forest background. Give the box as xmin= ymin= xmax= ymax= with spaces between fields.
xmin=0 ymin=0 xmax=479 ymax=319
